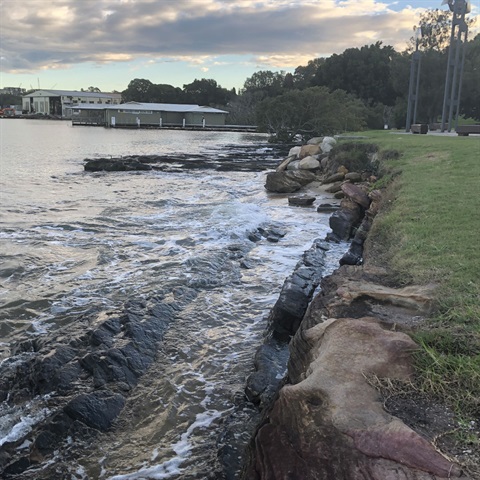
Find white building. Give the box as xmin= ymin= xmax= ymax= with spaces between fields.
xmin=22 ymin=89 xmax=122 ymax=118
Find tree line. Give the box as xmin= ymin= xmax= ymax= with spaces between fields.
xmin=119 ymin=10 xmax=479 ymax=140
xmin=2 ymin=9 xmax=477 ymax=141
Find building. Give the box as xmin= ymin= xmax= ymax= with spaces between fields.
xmin=22 ymin=89 xmax=122 ymax=118
xmin=72 ymin=101 xmax=229 ymax=128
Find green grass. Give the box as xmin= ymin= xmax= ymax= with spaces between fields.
xmin=348 ymin=130 xmax=480 ymax=422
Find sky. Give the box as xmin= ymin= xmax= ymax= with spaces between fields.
xmin=0 ymin=0 xmax=479 ymax=94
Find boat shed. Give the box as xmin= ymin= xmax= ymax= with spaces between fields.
xmin=22 ymin=89 xmax=122 ymax=118
xmin=72 ymin=102 xmax=229 ymax=128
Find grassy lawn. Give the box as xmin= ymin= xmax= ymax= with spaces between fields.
xmin=352 ymin=130 xmax=480 ymax=445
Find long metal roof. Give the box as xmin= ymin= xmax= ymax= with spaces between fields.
xmin=23 ymin=89 xmax=121 ymax=98
xmin=74 ymin=102 xmax=228 ymax=114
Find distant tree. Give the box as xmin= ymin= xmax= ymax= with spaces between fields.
xmin=122 ymin=78 xmax=155 ymax=102
xmin=225 ymin=91 xmax=258 ymax=125
xmin=315 ymin=42 xmax=398 ymax=106
xmin=182 ymin=78 xmax=234 ymax=106
xmin=461 ymin=33 xmax=480 ymax=120
xmin=292 ymin=58 xmax=326 ymax=89
xmin=256 ymin=87 xmax=368 ymax=142
xmin=242 ymin=70 xmax=286 ymax=99
xmin=150 ymin=84 xmax=183 ymax=103
xmin=0 ymin=93 xmax=21 ymax=108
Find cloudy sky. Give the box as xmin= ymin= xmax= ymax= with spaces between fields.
xmin=0 ymin=0 xmax=478 ymax=93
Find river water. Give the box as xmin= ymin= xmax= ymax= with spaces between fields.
xmin=0 ymin=119 xmax=345 ymax=479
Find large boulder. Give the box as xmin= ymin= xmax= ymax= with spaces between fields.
xmin=265 ymin=171 xmax=317 ymax=193
xmin=321 ymin=136 xmax=337 ymax=153
xmin=244 ymin=317 xmax=464 ymax=480
xmin=298 ymin=156 xmax=320 ymax=170
xmin=298 ymin=144 xmax=321 ymax=159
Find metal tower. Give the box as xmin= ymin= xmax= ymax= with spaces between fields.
xmin=440 ymin=0 xmax=470 ymax=132
xmin=405 ymin=29 xmax=422 ymax=132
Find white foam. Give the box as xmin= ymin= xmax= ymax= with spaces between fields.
xmin=108 ymin=409 xmax=223 ymax=480
xmin=0 ymin=407 xmax=50 ymax=447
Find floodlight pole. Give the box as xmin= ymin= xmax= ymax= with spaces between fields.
xmin=441 ymin=0 xmax=469 ymax=132
xmin=405 ymin=32 xmax=422 ymax=132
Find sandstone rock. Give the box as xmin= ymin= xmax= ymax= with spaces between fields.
xmin=323 ymin=172 xmax=344 ymax=184
xmin=264 ymin=171 xmax=317 ymax=193
xmin=298 ymin=144 xmax=321 ymax=159
xmin=337 ymin=165 xmax=349 ymax=175
xmin=325 ymin=181 xmax=343 ymax=193
xmin=341 ymin=182 xmax=371 ymax=209
xmin=329 ymin=207 xmax=363 ymax=241
xmin=345 ymin=172 xmax=362 ymax=183
xmin=298 ymin=156 xmax=320 ymax=170
xmin=335 ymin=281 xmax=435 ymax=312
xmin=245 ymin=317 xmax=464 ymax=479
xmin=307 ymin=137 xmax=323 ymax=145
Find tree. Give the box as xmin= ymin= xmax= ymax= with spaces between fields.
xmin=242 ymin=70 xmax=286 ymax=99
xmin=315 ymin=42 xmax=398 ymax=106
xmin=122 ymin=78 xmax=155 ymax=102
xmin=460 ymin=33 xmax=480 ymax=120
xmin=293 ymin=58 xmax=326 ymax=89
xmin=182 ymin=78 xmax=234 ymax=106
xmin=256 ymin=87 xmax=368 ymax=142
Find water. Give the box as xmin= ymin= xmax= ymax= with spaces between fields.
xmin=0 ymin=119 xmax=346 ymax=479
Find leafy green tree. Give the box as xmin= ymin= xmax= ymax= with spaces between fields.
xmin=182 ymin=78 xmax=234 ymax=106
xmin=150 ymin=84 xmax=183 ymax=103
xmin=460 ymin=33 xmax=480 ymax=120
xmin=242 ymin=70 xmax=286 ymax=99
xmin=122 ymin=78 xmax=156 ymax=102
xmin=315 ymin=42 xmax=398 ymax=106
xmin=292 ymin=58 xmax=326 ymax=89
xmin=256 ymin=87 xmax=367 ymax=142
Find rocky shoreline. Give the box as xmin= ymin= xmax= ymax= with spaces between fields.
xmin=0 ymin=137 xmax=473 ymax=479
xmin=239 ymin=137 xmax=473 ymax=479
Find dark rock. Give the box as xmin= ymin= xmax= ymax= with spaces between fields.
xmin=317 ymin=203 xmax=340 ymax=213
xmin=84 ymin=158 xmax=153 ymax=172
xmin=288 ymin=195 xmax=316 ymax=206
xmin=329 ymin=209 xmax=361 ymax=241
xmin=64 ymin=390 xmax=125 ymax=431
xmin=245 ymin=338 xmax=289 ymax=407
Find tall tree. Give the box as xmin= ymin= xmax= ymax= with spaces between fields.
xmin=242 ymin=70 xmax=286 ymax=99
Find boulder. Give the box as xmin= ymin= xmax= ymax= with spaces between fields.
xmin=306 ymin=137 xmax=323 ymax=145
xmin=317 ymin=203 xmax=340 ymax=213
xmin=323 ymin=172 xmax=344 ymax=184
xmin=276 ymin=154 xmax=297 ymax=172
xmin=329 ymin=207 xmax=362 ymax=241
xmin=345 ymin=172 xmax=362 ymax=183
xmin=298 ymin=144 xmax=321 ymax=159
xmin=321 ymin=136 xmax=337 ymax=153
xmin=288 ymin=195 xmax=316 ymax=206
xmin=286 ymin=160 xmax=301 ymax=170
xmin=64 ymin=390 xmax=126 ymax=431
xmin=84 ymin=158 xmax=152 ymax=172
xmin=288 ymin=146 xmax=302 ymax=158
xmin=244 ymin=317 xmax=464 ymax=480
xmin=341 ymin=182 xmax=371 ymax=209
xmin=264 ymin=171 xmax=317 ymax=193
xmin=298 ymin=156 xmax=320 ymax=170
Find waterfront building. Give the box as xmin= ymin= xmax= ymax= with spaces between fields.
xmin=72 ymin=101 xmax=229 ymax=128
xmin=22 ymin=89 xmax=122 ymax=118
